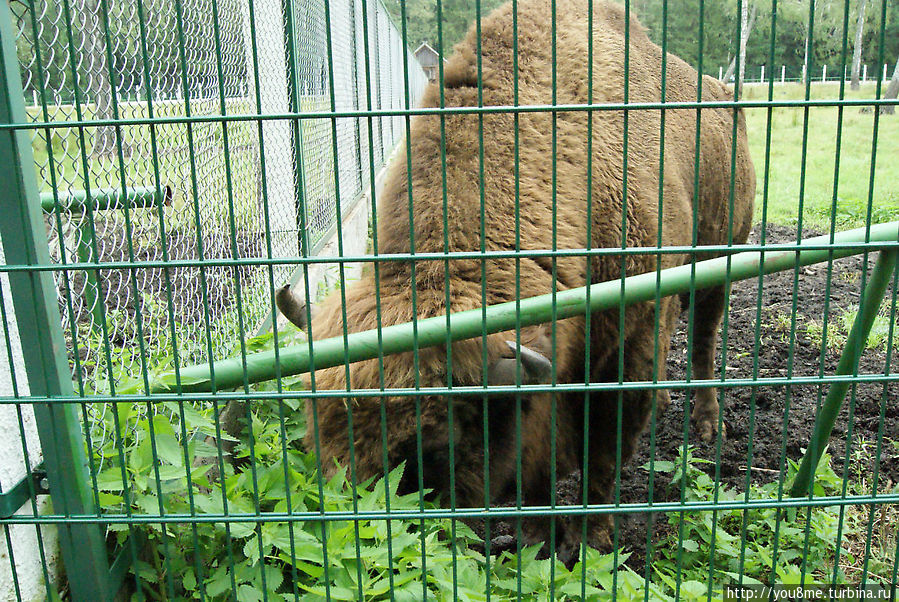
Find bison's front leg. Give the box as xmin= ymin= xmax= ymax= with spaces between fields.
xmin=686 ymin=285 xmax=728 ymax=442
xmin=566 ymin=297 xmax=679 ymax=560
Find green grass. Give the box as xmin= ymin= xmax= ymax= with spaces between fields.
xmin=34 ymin=84 xmax=898 ymax=235
xmin=29 ymin=96 xmax=333 ymax=235
xmin=801 ymin=304 xmax=898 ymax=353
xmin=743 ymin=82 xmax=899 ymax=230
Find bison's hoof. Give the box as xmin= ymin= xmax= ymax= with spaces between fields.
xmin=586 ymin=515 xmax=614 ymax=553
xmin=693 ymin=414 xmax=726 ymax=443
xmin=588 ymin=526 xmax=612 ymax=553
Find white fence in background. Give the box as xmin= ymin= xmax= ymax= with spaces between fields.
xmin=719 ymin=63 xmax=891 ymax=84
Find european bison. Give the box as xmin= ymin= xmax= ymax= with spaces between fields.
xmin=275 ymin=0 xmax=755 ymax=559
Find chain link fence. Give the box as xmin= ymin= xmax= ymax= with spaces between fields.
xmin=11 ymin=0 xmax=425 ymax=437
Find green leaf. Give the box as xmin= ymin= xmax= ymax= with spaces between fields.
xmin=153 ymin=433 xmax=185 ymax=466
xmin=154 ymin=464 xmax=189 ymax=481
xmin=645 ymin=460 xmax=676 ymax=473
xmin=262 ymin=564 xmax=284 ymax=593
xmin=151 ymin=414 xmax=176 ymax=437
xmin=679 ymin=580 xmax=709 ymax=600
xmin=190 ymin=438 xmax=222 ymax=459
xmin=193 ymin=492 xmax=224 ymax=515
xmin=229 ymin=521 xmax=258 ymax=539
xmin=97 ymin=492 xmax=123 ymax=506
xmin=205 ymin=566 xmax=233 ymax=598
xmin=243 ymin=534 xmax=269 ymax=565
xmin=115 ymin=402 xmax=133 ymax=439
xmin=132 ymin=559 xmax=156 ymax=582
xmin=558 ymin=581 xmax=604 ymax=597
xmin=298 ymin=584 xmax=358 ymax=601
xmin=97 ymin=468 xmax=129 ymax=492
xmin=182 ymin=567 xmax=197 ymax=591
xmin=236 ymin=584 xmax=263 ymax=602
xmin=280 ymin=557 xmax=324 ymax=578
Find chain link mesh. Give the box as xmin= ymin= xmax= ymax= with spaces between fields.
xmin=12 ymin=0 xmax=426 ymax=450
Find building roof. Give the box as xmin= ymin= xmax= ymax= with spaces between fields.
xmin=414 ymin=42 xmax=439 ymax=59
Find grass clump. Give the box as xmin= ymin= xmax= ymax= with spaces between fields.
xmin=775 ymin=304 xmax=897 ymax=354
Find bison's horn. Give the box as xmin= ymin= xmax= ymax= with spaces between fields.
xmin=487 ymin=341 xmax=553 ymax=386
xmin=275 ymin=284 xmax=312 ymax=330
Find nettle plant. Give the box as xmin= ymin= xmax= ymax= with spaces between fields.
xmin=91 ymin=326 xmax=864 ymax=600
xmin=95 ymin=327 xmax=661 ymax=601
xmin=645 ymin=445 xmax=846 ymax=597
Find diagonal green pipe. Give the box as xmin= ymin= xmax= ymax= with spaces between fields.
xmin=789 ymin=247 xmax=898 ymax=498
xmin=144 ymin=221 xmax=899 ymax=395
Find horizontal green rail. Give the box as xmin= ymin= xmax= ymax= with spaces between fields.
xmin=143 ymin=221 xmax=899 ymax=394
xmin=0 ymin=462 xmax=48 ymax=519
xmin=3 ymin=491 xmax=899 ymax=525
xmin=3 ymin=239 xmax=897 ymax=274
xmin=11 ymin=371 xmax=899 ymax=405
xmin=39 ymin=185 xmax=172 ymax=212
xmin=3 ymin=97 xmax=899 ymax=132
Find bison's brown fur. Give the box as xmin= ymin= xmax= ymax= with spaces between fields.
xmin=286 ymin=0 xmax=754 ymax=558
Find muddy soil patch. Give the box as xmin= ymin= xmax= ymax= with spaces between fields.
xmin=484 ymin=224 xmax=898 ymax=569
xmin=613 ymin=223 xmax=898 ymax=571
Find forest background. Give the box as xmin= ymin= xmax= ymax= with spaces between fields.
xmin=383 ymin=0 xmax=899 ymax=84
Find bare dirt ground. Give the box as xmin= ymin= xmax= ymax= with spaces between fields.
xmin=614 ymin=223 xmax=898 ymax=569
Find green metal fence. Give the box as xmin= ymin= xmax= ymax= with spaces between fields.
xmin=1 ymin=0 xmax=898 ymax=598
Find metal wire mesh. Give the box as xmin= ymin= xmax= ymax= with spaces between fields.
xmin=11 ymin=0 xmax=425 ymax=442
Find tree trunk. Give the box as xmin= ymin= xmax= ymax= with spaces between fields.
xmin=802 ymin=29 xmax=810 ymax=84
xmin=722 ymin=3 xmax=757 ymax=86
xmin=738 ymin=3 xmax=757 ymax=87
xmin=881 ymin=58 xmax=899 ymax=115
xmin=79 ymin=0 xmax=120 ymax=157
xmin=723 ymin=55 xmax=736 ymax=83
xmin=850 ymin=0 xmax=868 ymax=90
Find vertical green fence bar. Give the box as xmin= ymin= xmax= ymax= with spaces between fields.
xmin=71 ymin=218 xmax=106 ymax=335
xmin=0 ymin=2 xmax=111 ymax=599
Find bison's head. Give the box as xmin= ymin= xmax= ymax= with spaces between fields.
xmin=275 ymin=279 xmax=559 ymax=502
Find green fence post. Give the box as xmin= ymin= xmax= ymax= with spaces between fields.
xmin=0 ymin=2 xmax=112 ymax=598
xmin=73 ymin=218 xmax=106 ymax=334
xmin=789 ymin=248 xmax=899 ymax=498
